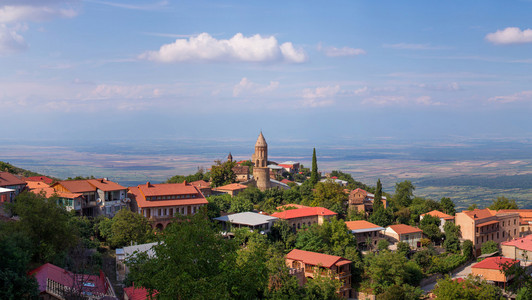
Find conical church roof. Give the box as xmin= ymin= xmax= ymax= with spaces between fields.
xmin=255 ymin=132 xmax=267 ymax=147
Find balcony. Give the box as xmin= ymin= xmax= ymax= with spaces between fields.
xmin=476 ymin=227 xmax=499 ymax=236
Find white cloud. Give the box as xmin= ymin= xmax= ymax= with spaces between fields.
xmin=362 ymin=95 xmax=405 ymax=106
xmin=233 ymin=77 xmax=279 ymax=97
xmin=301 ymin=85 xmax=340 ymax=107
xmin=319 ymin=45 xmax=366 ymax=57
xmin=383 ymin=43 xmax=446 ymax=50
xmin=416 ymin=96 xmax=443 ymax=106
xmin=486 ymin=27 xmax=532 ymax=45
xmin=140 ymin=32 xmax=307 ymax=63
xmin=489 ymin=91 xmax=532 ymax=103
xmin=0 ymin=1 xmax=78 ymax=54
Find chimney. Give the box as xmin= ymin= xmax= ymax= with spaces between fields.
xmin=183 ymin=180 xmax=188 ymax=185
xmin=146 ymin=182 xmax=151 ymax=187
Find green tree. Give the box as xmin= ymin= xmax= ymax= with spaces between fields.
xmin=166 ymin=169 xmax=208 ymax=183
xmin=126 ymin=213 xmax=238 ymax=299
xmin=419 ymin=214 xmax=443 ymax=243
xmin=396 ymin=242 xmax=410 ymax=257
xmin=462 ymin=240 xmax=474 ymax=259
xmin=467 ymin=204 xmax=478 ymax=211
xmin=433 ymin=275 xmax=503 ymax=300
xmin=481 ymin=240 xmax=499 ymax=255
xmin=374 ymin=179 xmax=383 ymax=210
xmin=269 ymin=219 xmax=297 ymax=250
xmin=369 ymin=207 xmax=394 ymax=228
xmin=7 ymin=191 xmax=77 ymax=263
xmin=229 ymin=196 xmax=254 ymax=213
xmin=502 ymin=258 xmax=532 ymax=300
xmin=365 ymin=251 xmax=423 ymax=294
xmin=376 ymin=284 xmax=423 ymax=300
xmin=488 ymin=196 xmax=518 ymax=210
xmin=0 ymin=226 xmax=39 ymax=299
xmin=304 ymin=273 xmax=342 ymax=300
xmin=265 ymin=252 xmax=304 ymax=299
xmin=377 ymin=239 xmax=389 ymax=251
xmin=443 ymin=222 xmax=461 ymax=253
xmin=311 ymin=180 xmax=348 ymax=213
xmin=108 ymin=209 xmax=154 ymax=248
xmin=310 ymin=148 xmax=319 ymax=185
xmin=392 ymin=180 xmax=415 ymax=208
xmin=210 ymin=160 xmax=236 ymax=187
xmin=295 ymin=218 xmax=357 ymax=260
xmin=440 ymin=197 xmax=456 ymax=215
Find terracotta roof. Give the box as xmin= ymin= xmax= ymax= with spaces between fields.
xmin=476 ymin=220 xmax=499 ymax=227
xmin=24 ymin=176 xmax=54 ymax=184
xmin=87 ymin=179 xmax=126 ymax=192
xmin=124 ymin=285 xmax=156 ymax=300
xmin=345 ymin=220 xmax=382 ymax=231
xmin=286 ymin=249 xmax=351 ymax=268
xmin=189 ymin=180 xmax=211 ymax=189
xmin=214 ymin=183 xmax=248 ymax=191
xmin=493 ymin=209 xmax=532 ymax=222
xmin=271 ymin=207 xmax=337 ymax=219
xmin=281 ymin=179 xmax=293 ymax=184
xmin=0 ymin=172 xmax=26 ymax=187
xmin=472 ymin=257 xmax=518 ymax=270
xmin=29 ymin=263 xmax=110 ymax=295
xmin=128 ymin=184 xmax=208 ymax=209
xmin=53 ymin=180 xmax=95 ymax=193
xmin=462 ymin=209 xmax=495 ymax=220
xmin=421 ymin=210 xmax=455 ymax=220
xmin=136 ymin=182 xmax=200 ymax=197
xmin=501 ymin=234 xmax=532 ymax=252
xmin=388 ymin=224 xmax=423 ymax=235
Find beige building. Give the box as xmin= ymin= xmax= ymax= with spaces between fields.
xmin=382 ymin=224 xmax=423 ymax=249
xmin=490 ymin=209 xmax=532 ymax=237
xmin=455 ymin=208 xmax=520 ymax=256
xmin=501 ymin=234 xmax=532 ymax=262
xmin=345 ymin=220 xmax=385 ymax=251
xmin=271 ymin=206 xmax=337 ymax=231
xmin=471 ymin=257 xmax=518 ymax=288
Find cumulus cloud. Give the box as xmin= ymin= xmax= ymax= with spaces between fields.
xmin=318 ymin=44 xmax=366 ymax=57
xmin=233 ymin=77 xmax=279 ymax=97
xmin=139 ymin=32 xmax=307 ymax=63
xmin=485 ymin=27 xmax=532 ymax=45
xmin=489 ymin=90 xmax=532 ymax=103
xmin=0 ymin=1 xmax=78 ymax=54
xmin=301 ymin=85 xmax=340 ymax=107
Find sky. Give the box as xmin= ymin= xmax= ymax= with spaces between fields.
xmin=1 ymin=0 xmax=532 ymax=145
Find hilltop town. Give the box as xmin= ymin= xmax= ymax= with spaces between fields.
xmin=1 ymin=133 xmax=531 ymax=300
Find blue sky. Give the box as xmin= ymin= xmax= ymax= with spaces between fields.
xmin=1 ymin=0 xmax=532 ymax=144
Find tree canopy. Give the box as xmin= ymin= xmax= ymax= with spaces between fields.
xmin=488 ymin=196 xmax=518 ymax=210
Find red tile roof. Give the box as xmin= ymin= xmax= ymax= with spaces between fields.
xmin=214 ymin=183 xmax=248 ymax=191
xmin=421 ymin=210 xmax=455 ymax=220
xmin=24 ymin=176 xmax=54 ymax=184
xmin=87 ymin=179 xmax=126 ymax=192
xmin=0 ymin=172 xmax=26 ymax=187
xmin=388 ymin=224 xmax=423 ymax=235
xmin=501 ymin=234 xmax=532 ymax=252
xmin=472 ymin=257 xmax=518 ymax=270
xmin=280 ymin=179 xmax=293 ymax=184
xmin=189 ymin=180 xmax=211 ymax=188
xmin=462 ymin=209 xmax=495 ymax=220
xmin=286 ymin=249 xmax=351 ymax=268
xmin=53 ymin=180 xmax=96 ymax=193
xmin=124 ymin=285 xmax=156 ymax=300
xmin=29 ymin=263 xmax=110 ymax=296
xmin=28 ymin=181 xmax=82 ymax=199
xmin=345 ymin=220 xmax=382 ymax=231
xmin=271 ymin=207 xmax=337 ymax=219
xmin=128 ymin=182 xmax=208 ymax=209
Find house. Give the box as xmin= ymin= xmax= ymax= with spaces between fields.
xmin=383 ymin=224 xmax=423 ymax=249
xmin=501 ymin=234 xmax=532 ymax=261
xmin=28 ymin=263 xmax=116 ymax=299
xmin=345 ymin=220 xmax=385 ymax=251
xmin=116 ymin=242 xmax=158 ymax=282
xmin=348 ymin=188 xmax=387 ymax=215
xmin=124 ymin=284 xmax=156 ymax=300
xmin=320 ymin=178 xmax=348 ymax=186
xmin=213 ymin=212 xmax=278 ymax=233
xmin=277 ymin=161 xmax=300 ymax=174
xmin=285 ymin=249 xmax=352 ymax=298
xmin=420 ymin=210 xmax=455 ymax=232
xmin=51 ymin=179 xmax=128 ymax=217
xmin=23 ymin=175 xmax=54 ymax=184
xmin=271 ymin=206 xmax=337 ymax=231
xmin=268 ymin=164 xmax=285 ymax=178
xmin=189 ymin=180 xmax=212 ymax=197
xmin=455 ymin=208 xmax=520 ymax=256
xmin=489 ymin=209 xmax=532 ymax=237
xmin=26 ymin=181 xmax=84 ymax=213
xmin=128 ymin=181 xmax=208 ymax=230
xmin=213 ymin=183 xmax=248 ymax=196
xmin=471 ymin=257 xmax=519 ymax=288
xmin=232 ymin=165 xmax=250 ymax=182
xmin=0 ymin=171 xmax=27 ymax=202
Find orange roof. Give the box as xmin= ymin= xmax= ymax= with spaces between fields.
xmin=421 ymin=210 xmax=454 ymax=220
xmin=345 ymin=220 xmax=382 ymax=231
xmin=189 ymin=180 xmax=211 ymax=189
xmin=0 ymin=172 xmax=26 ymax=187
xmin=388 ymin=224 xmax=423 ymax=235
xmin=472 ymin=257 xmax=518 ymax=270
xmin=286 ymin=249 xmax=351 ymax=268
xmin=128 ymin=184 xmax=208 ymax=209
xmin=28 ymin=181 xmax=82 ymax=199
xmin=24 ymin=176 xmax=54 ymax=184
xmin=53 ymin=180 xmax=95 ymax=193
xmin=462 ymin=208 xmax=495 ymax=220
xmin=87 ymin=179 xmax=126 ymax=191
xmin=214 ymin=183 xmax=248 ymax=191
xmin=493 ymin=209 xmax=532 ymax=222
xmin=351 ymin=188 xmax=367 ymax=195
xmin=276 ymin=204 xmax=310 ymax=210
xmin=271 ymin=207 xmax=337 ymax=219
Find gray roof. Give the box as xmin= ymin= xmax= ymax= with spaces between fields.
xmin=279 ymin=161 xmax=299 ymax=165
xmin=123 ymin=242 xmax=158 ymax=259
xmin=0 ymin=187 xmax=15 ymax=193
xmin=350 ymin=227 xmax=385 ymax=234
xmin=268 ymin=165 xmax=284 ymax=170
xmin=214 ymin=212 xmax=278 ymax=226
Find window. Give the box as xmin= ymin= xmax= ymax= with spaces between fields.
xmin=503 ymin=231 xmax=505 ymax=237
xmin=514 ymin=229 xmax=517 ymax=235
xmin=514 ymin=219 xmax=516 ymax=225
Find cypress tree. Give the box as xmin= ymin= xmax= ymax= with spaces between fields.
xmin=310 ymin=148 xmax=319 ymax=185
xmin=374 ymin=179 xmax=383 ymax=210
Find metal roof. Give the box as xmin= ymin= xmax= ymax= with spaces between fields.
xmin=214 ymin=212 xmax=278 ymax=226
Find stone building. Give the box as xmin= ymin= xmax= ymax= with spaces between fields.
xmin=252 ymin=132 xmax=271 ymax=191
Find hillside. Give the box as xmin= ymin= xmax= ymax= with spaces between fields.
xmin=0 ymin=161 xmax=46 ymax=178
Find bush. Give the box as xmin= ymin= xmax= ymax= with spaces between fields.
xmin=481 ymin=240 xmax=499 ymax=255
xmin=377 ymin=239 xmax=389 ymax=251
xmin=429 ymin=253 xmax=468 ymax=275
